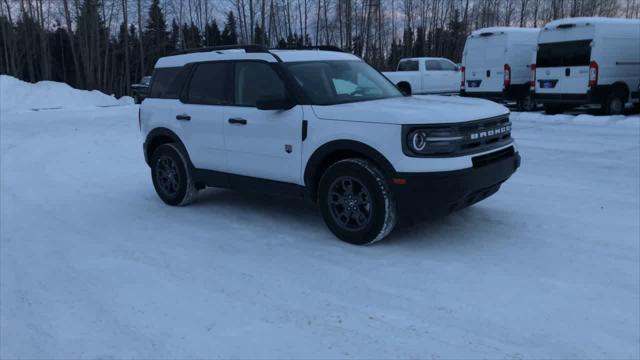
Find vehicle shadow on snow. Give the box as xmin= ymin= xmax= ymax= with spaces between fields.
xmin=186 ymin=187 xmax=493 ymax=248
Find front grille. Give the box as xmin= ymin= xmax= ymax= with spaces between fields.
xmin=457 ymin=115 xmax=512 ymax=152
xmin=402 ymin=114 xmax=513 ymax=157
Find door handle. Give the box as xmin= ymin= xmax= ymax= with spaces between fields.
xmin=176 ymin=114 xmax=191 ymax=121
xmin=565 ymin=68 xmax=571 ymax=76
xmin=228 ymin=118 xmax=247 ymax=125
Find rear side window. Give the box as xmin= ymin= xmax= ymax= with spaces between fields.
xmin=537 ymin=40 xmax=592 ymax=68
xmin=398 ymin=60 xmax=418 ymax=71
xmin=425 ymin=60 xmax=442 ymax=71
xmin=234 ymin=62 xmax=286 ymax=107
xmin=149 ymin=67 xmax=183 ymax=98
xmin=439 ymin=60 xmax=457 ymax=71
xmin=186 ymin=62 xmax=232 ymax=105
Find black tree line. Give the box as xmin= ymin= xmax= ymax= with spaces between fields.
xmin=0 ymin=0 xmax=636 ymax=97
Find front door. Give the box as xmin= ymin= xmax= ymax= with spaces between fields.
xmin=224 ymin=61 xmax=303 ymax=184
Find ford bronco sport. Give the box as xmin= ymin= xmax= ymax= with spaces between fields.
xmin=140 ymin=45 xmax=521 ymax=245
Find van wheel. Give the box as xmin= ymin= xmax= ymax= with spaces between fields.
xmin=318 ymin=159 xmax=397 ymax=245
xmin=544 ymin=104 xmax=565 ymax=115
xmin=517 ymin=95 xmax=536 ymax=112
xmin=151 ymin=143 xmax=197 ymax=206
xmin=603 ymin=92 xmax=625 ymax=115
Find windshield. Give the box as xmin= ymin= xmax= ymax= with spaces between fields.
xmin=283 ymin=60 xmax=402 ymax=105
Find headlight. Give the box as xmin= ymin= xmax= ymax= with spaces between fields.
xmin=406 ymin=127 xmax=462 ymax=155
xmin=409 ymin=131 xmax=428 ymax=152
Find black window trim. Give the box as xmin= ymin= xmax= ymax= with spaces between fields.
xmin=180 ymin=61 xmax=233 ymax=106
xmin=149 ymin=66 xmax=185 ymax=99
xmin=179 ymin=59 xmax=299 ymax=108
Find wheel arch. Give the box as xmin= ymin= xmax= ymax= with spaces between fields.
xmin=304 ymin=140 xmax=396 ymax=202
xmin=144 ymin=127 xmax=193 ymax=168
xmin=611 ymin=81 xmax=630 ymax=101
xmin=397 ymin=81 xmax=412 ymax=96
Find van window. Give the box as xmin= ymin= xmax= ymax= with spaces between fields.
xmin=186 ymin=62 xmax=231 ymax=105
xmin=537 ymin=40 xmax=592 ymax=68
xmin=234 ymin=61 xmax=287 ymax=107
xmin=149 ymin=67 xmax=182 ymax=98
xmin=398 ymin=60 xmax=418 ymax=71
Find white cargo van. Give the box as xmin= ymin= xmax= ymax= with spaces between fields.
xmin=461 ymin=27 xmax=540 ymax=111
xmin=535 ymin=17 xmax=640 ymax=115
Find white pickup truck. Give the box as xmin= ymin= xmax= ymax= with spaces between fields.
xmin=383 ymin=57 xmax=461 ymax=96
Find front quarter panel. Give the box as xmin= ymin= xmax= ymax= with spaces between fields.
xmin=302 ymin=105 xmax=518 ymax=185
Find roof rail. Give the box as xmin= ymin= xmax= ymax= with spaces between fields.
xmin=272 ymin=45 xmax=344 ymax=52
xmin=170 ymin=44 xmax=268 ymax=56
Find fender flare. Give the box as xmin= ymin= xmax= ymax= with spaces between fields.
xmin=303 ymin=139 xmax=397 ymax=199
xmin=144 ymin=127 xmax=193 ymax=167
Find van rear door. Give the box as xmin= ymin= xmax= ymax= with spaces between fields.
xmin=536 ymin=40 xmax=591 ymax=94
xmin=463 ymin=33 xmax=506 ymax=94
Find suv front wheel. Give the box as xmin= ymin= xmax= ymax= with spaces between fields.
xmin=318 ymin=159 xmax=397 ymax=245
xmin=151 ymin=143 xmax=198 ymax=206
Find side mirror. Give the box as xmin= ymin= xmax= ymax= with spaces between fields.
xmin=256 ymin=96 xmax=294 ymax=110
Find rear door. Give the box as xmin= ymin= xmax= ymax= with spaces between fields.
xmin=179 ymin=62 xmax=231 ymax=171
xmin=224 ymin=61 xmax=303 ymax=184
xmin=536 ymin=40 xmax=591 ymax=94
xmin=463 ymin=34 xmax=506 ymax=93
xmin=423 ymin=59 xmax=442 ymax=92
xmin=437 ymin=59 xmax=461 ymax=93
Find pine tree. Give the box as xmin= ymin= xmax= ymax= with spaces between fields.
xmin=143 ymin=0 xmax=170 ymax=70
xmin=181 ymin=22 xmax=202 ymax=49
xmin=169 ymin=20 xmax=180 ymax=52
xmin=205 ymin=20 xmax=221 ymax=46
xmin=221 ymin=12 xmax=238 ymax=45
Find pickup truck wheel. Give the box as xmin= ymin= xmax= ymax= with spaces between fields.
xmin=151 ymin=143 xmax=197 ymax=206
xmin=318 ymin=159 xmax=397 ymax=245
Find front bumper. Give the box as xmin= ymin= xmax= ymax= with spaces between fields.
xmin=392 ymin=146 xmax=520 ymax=219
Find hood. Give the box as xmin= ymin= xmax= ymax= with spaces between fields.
xmin=311 ymin=95 xmax=509 ymax=125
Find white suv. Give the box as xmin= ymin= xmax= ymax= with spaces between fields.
xmin=140 ymin=45 xmax=521 ymax=245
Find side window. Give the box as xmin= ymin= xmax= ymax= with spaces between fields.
xmin=186 ymin=62 xmax=231 ymax=105
xmin=439 ymin=60 xmax=457 ymax=71
xmin=149 ymin=67 xmax=180 ymax=98
xmin=425 ymin=60 xmax=442 ymax=71
xmin=398 ymin=60 xmax=418 ymax=71
xmin=235 ymin=62 xmax=287 ymax=107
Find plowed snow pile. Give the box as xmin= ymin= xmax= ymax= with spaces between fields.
xmin=0 ymin=75 xmax=133 ymax=113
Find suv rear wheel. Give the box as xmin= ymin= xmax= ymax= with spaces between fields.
xmin=318 ymin=159 xmax=397 ymax=245
xmin=151 ymin=143 xmax=197 ymax=206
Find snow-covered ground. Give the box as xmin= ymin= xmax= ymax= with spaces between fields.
xmin=0 ymin=75 xmax=133 ymax=113
xmin=1 ymin=90 xmax=639 ymax=357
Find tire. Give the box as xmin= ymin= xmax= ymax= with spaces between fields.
xmin=603 ymin=91 xmax=625 ymax=115
xmin=397 ymin=82 xmax=412 ymax=96
xmin=318 ymin=158 xmax=397 ymax=245
xmin=134 ymin=95 xmax=140 ymax=104
xmin=517 ymin=95 xmax=536 ymax=112
xmin=544 ymin=104 xmax=565 ymax=115
xmin=150 ymin=143 xmax=197 ymax=206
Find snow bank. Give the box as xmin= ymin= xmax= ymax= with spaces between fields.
xmin=0 ymin=75 xmax=133 ymax=113
xmin=511 ymin=110 xmax=640 ymax=128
